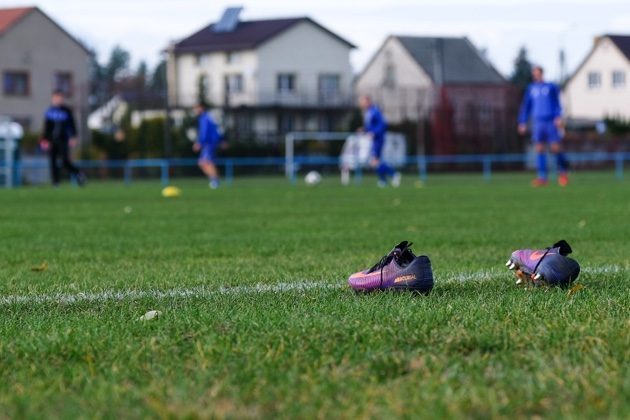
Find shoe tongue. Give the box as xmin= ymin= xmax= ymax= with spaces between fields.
xmin=368 ymin=241 xmax=414 ymax=273
xmin=389 ymin=241 xmax=416 ymax=265
xmin=552 ymin=240 xmax=572 ymax=256
xmin=390 ymin=241 xmax=410 ymax=256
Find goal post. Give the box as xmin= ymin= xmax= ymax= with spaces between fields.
xmin=285 ymin=131 xmax=407 ymax=184
xmin=285 ymin=131 xmax=353 ymax=182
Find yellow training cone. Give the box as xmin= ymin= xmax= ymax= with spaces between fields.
xmin=161 ymin=186 xmax=182 ymax=198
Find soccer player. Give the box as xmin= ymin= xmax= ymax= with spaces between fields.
xmin=518 ymin=66 xmax=570 ymax=186
xmin=40 ymin=90 xmax=85 ymax=186
xmin=358 ymin=95 xmax=401 ymax=187
xmin=192 ymin=103 xmax=222 ymax=189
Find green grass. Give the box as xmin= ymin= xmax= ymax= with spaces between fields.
xmin=0 ymin=173 xmax=628 ymax=419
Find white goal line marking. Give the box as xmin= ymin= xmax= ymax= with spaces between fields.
xmin=0 ymin=265 xmax=623 ymax=307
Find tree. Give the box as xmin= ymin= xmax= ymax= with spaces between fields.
xmin=150 ymin=60 xmax=167 ymax=95
xmin=510 ymin=46 xmax=533 ymax=90
xmin=136 ymin=61 xmax=148 ymax=90
xmin=104 ymin=45 xmax=131 ymax=98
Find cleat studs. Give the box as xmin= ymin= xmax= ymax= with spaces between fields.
xmin=509 ymin=262 xmax=517 ymax=270
xmin=505 ymin=260 xmax=512 ymax=267
xmin=516 ymin=278 xmax=523 ymax=285
xmin=533 ymin=273 xmax=542 ymax=281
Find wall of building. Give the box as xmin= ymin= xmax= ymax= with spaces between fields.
xmin=354 ymin=37 xmax=434 ymax=124
xmin=170 ymin=48 xmax=259 ymax=108
xmin=257 ymin=20 xmax=354 ymax=106
xmin=563 ymin=37 xmax=630 ymax=120
xmin=0 ymin=10 xmax=89 ymax=134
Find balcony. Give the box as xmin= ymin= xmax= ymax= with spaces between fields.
xmin=210 ymin=90 xmax=354 ymax=109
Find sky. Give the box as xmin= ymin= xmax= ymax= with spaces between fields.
xmin=1 ymin=0 xmax=628 ymax=81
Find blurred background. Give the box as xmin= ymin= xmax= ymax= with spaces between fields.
xmin=0 ymin=0 xmax=628 ymax=184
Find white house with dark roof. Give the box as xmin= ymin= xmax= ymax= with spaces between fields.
xmin=0 ymin=6 xmax=90 ymax=133
xmin=166 ymin=8 xmax=356 ymax=141
xmin=355 ymin=35 xmax=508 ymax=124
xmin=355 ymin=35 xmax=516 ymax=154
xmin=562 ymin=34 xmax=630 ymax=122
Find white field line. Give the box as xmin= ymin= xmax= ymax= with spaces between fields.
xmin=0 ymin=265 xmax=624 ymax=307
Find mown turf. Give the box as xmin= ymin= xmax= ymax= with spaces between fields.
xmin=0 ymin=173 xmax=628 ymax=419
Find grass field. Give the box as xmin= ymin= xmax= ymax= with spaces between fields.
xmin=0 ymin=173 xmax=628 ymax=418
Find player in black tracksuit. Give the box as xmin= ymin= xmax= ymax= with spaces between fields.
xmin=41 ymin=90 xmax=85 ymax=186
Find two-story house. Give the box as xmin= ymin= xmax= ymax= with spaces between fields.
xmin=355 ymin=36 xmax=517 ymax=154
xmin=563 ymin=34 xmax=630 ymax=122
xmin=166 ymin=8 xmax=356 ymax=142
xmin=0 ymin=6 xmax=90 ymax=134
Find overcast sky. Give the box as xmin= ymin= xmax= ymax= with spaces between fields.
xmin=2 ymin=0 xmax=628 ymax=80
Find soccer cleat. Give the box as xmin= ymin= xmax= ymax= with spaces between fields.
xmin=377 ymin=180 xmax=387 ymax=188
xmin=391 ymin=172 xmax=402 ymax=188
xmin=506 ymin=240 xmax=580 ymax=287
xmin=531 ymin=178 xmax=548 ymax=187
xmin=209 ymin=179 xmax=219 ymax=189
xmin=341 ymin=169 xmax=350 ymax=186
xmin=535 ymin=254 xmax=580 ymax=286
xmin=558 ymin=173 xmax=569 ymax=187
xmin=348 ymin=241 xmax=433 ymax=293
xmin=76 ymin=172 xmax=87 ymax=187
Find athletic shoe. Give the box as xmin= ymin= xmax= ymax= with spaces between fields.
xmin=506 ymin=239 xmax=580 ymax=286
xmin=558 ymin=173 xmax=569 ymax=187
xmin=348 ymin=241 xmax=433 ymax=293
xmin=377 ymin=180 xmax=387 ymax=188
xmin=209 ymin=179 xmax=219 ymax=189
xmin=531 ymin=178 xmax=548 ymax=187
xmin=341 ymin=169 xmax=350 ymax=186
xmin=76 ymin=172 xmax=87 ymax=187
xmin=391 ymin=172 xmax=402 ymax=188
xmin=532 ymin=253 xmax=580 ymax=287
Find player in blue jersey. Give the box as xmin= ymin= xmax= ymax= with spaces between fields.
xmin=40 ymin=90 xmax=85 ymax=186
xmin=518 ymin=66 xmax=570 ymax=187
xmin=358 ymin=95 xmax=401 ymax=187
xmin=192 ymin=103 xmax=223 ymax=189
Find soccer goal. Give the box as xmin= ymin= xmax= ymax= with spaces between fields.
xmin=0 ymin=118 xmax=23 ymax=188
xmin=285 ymin=131 xmax=407 ymax=184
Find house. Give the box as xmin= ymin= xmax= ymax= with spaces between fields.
xmin=0 ymin=6 xmax=90 ymax=134
xmin=563 ymin=34 xmax=630 ymax=122
xmin=166 ymin=7 xmax=356 ymax=142
xmin=355 ymin=36 xmax=518 ymax=154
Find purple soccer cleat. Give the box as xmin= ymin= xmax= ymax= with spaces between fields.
xmin=506 ymin=240 xmax=580 ymax=287
xmin=348 ymin=241 xmax=433 ymax=293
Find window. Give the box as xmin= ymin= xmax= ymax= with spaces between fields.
xmin=3 ymin=71 xmax=29 ymax=96
xmin=198 ymin=74 xmax=210 ymax=102
xmin=587 ymin=71 xmax=601 ymax=89
xmin=226 ymin=52 xmax=242 ymax=65
xmin=318 ymin=114 xmax=336 ymax=131
xmin=279 ymin=113 xmax=294 ymax=133
xmin=225 ymin=74 xmax=243 ymax=94
xmin=195 ymin=54 xmax=209 ymax=66
xmin=54 ymin=72 xmax=73 ymax=97
xmin=319 ymin=74 xmax=340 ymax=97
xmin=383 ymin=64 xmax=396 ymax=88
xmin=612 ymin=70 xmax=626 ymax=88
xmin=277 ymin=73 xmax=296 ymax=93
xmin=10 ymin=116 xmax=31 ymax=132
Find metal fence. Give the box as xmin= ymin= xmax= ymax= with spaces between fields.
xmin=3 ymin=152 xmax=629 ymax=188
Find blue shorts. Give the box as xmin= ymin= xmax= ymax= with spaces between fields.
xmin=371 ymin=138 xmax=385 ymax=159
xmin=198 ymin=145 xmax=216 ymax=163
xmin=532 ymin=120 xmax=561 ymax=143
